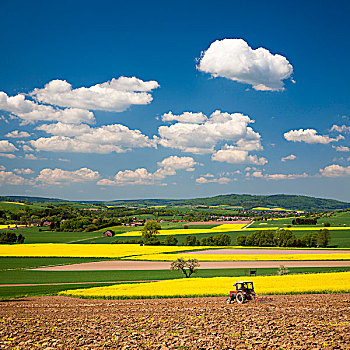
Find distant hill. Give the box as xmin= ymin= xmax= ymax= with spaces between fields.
xmin=0 ymin=195 xmax=62 ymax=203
xmin=108 ymin=194 xmax=350 ymax=211
xmin=173 ymin=194 xmax=350 ymax=211
xmin=1 ymin=194 xmax=349 ymax=211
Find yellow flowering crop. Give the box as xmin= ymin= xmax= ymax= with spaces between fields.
xmin=1 ymin=201 xmax=26 ymax=206
xmin=0 ymin=224 xmax=26 ymax=230
xmin=118 ymin=224 xmax=248 ymax=237
xmin=0 ymin=243 xmax=205 ymax=258
xmin=59 ymin=272 xmax=350 ymax=299
xmin=125 ymin=253 xmax=350 ymax=261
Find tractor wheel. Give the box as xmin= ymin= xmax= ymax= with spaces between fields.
xmin=226 ymin=297 xmax=232 ymax=304
xmin=236 ymin=292 xmax=245 ymax=304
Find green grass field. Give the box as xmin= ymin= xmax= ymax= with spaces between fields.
xmin=1 ymin=266 xmax=349 ymax=300
xmin=0 ymin=257 xmax=108 ymax=270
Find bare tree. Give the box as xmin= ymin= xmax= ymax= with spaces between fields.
xmin=170 ymin=258 xmax=200 ymax=278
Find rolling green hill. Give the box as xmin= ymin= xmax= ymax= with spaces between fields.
xmin=1 ymin=194 xmax=349 ymax=211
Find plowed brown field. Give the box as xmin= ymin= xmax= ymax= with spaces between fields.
xmin=1 ymin=294 xmax=349 ymax=349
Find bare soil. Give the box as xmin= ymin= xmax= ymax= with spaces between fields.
xmin=34 ymin=260 xmax=350 ymax=271
xmin=1 ymin=294 xmax=349 ymax=349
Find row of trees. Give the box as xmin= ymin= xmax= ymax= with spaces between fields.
xmin=0 ymin=231 xmax=25 ymax=244
xmin=236 ymin=229 xmax=330 ymax=248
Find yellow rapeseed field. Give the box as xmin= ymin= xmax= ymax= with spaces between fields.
xmin=118 ymin=224 xmax=248 ymax=237
xmin=117 ymin=223 xmax=350 ymax=237
xmin=0 ymin=243 xmax=205 ymax=258
xmin=125 ymin=253 xmax=350 ymax=261
xmin=59 ymin=272 xmax=350 ymax=299
xmin=0 ymin=224 xmax=26 ymax=230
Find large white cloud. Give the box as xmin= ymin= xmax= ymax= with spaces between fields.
xmin=97 ymin=155 xmax=197 ymax=186
xmin=319 ymin=164 xmax=350 ymax=177
xmin=0 ymin=92 xmax=95 ymax=124
xmin=161 ymin=112 xmax=207 ymax=124
xmin=36 ymin=122 xmax=92 ymax=137
xmin=197 ymin=39 xmax=293 ymax=91
xmin=0 ymin=140 xmax=18 ymax=152
xmin=284 ymin=129 xmax=343 ymax=144
xmin=158 ymin=110 xmax=262 ymax=155
xmin=30 ymin=123 xmax=155 ymax=154
xmin=212 ymin=145 xmax=267 ymax=165
xmin=30 ymin=76 xmax=160 ymax=112
xmin=37 ymin=167 xmax=100 ymax=185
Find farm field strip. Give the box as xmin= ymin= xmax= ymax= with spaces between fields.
xmin=0 ymin=243 xmax=206 ymax=258
xmin=32 ymin=260 xmax=350 ymax=271
xmin=0 ymin=224 xmax=26 ymax=230
xmin=0 ymin=295 xmax=349 ymax=349
xmin=59 ymin=271 xmax=350 ymax=299
xmin=126 ymin=253 xmax=350 ymax=261
xmin=116 ymin=224 xmax=350 ymax=237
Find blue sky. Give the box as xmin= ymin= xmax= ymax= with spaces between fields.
xmin=0 ymin=0 xmax=350 ymax=201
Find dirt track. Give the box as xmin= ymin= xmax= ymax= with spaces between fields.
xmin=1 ymin=294 xmax=349 ymax=349
xmin=34 ymin=260 xmax=350 ymax=271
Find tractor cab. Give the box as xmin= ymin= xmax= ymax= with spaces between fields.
xmin=227 ymin=281 xmax=256 ymax=304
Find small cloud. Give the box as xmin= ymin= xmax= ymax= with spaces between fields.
xmin=332 ymin=145 xmax=350 ymax=152
xmin=5 ymin=130 xmax=31 ymax=138
xmin=281 ymin=154 xmax=296 ymax=162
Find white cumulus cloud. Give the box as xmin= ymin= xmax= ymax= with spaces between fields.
xmin=196 ymin=176 xmax=231 ymax=184
xmin=5 ymin=130 xmax=31 ymax=138
xmin=319 ymin=164 xmax=350 ymax=177
xmin=0 ymin=92 xmax=95 ymax=124
xmin=284 ymin=129 xmax=343 ymax=144
xmin=30 ymin=76 xmax=160 ymax=112
xmin=0 ymin=140 xmax=18 ymax=152
xmin=36 ymin=167 xmax=100 ymax=185
xmin=161 ymin=112 xmax=207 ymax=124
xmin=97 ymin=155 xmax=197 ymax=186
xmin=158 ymin=110 xmax=263 ymax=157
xmin=0 ymin=171 xmax=26 ymax=185
xmin=197 ymin=38 xmax=293 ymax=91
xmin=13 ymin=168 xmax=34 ymax=175
xmin=30 ymin=123 xmax=155 ymax=154
xmin=212 ymin=145 xmax=267 ymax=165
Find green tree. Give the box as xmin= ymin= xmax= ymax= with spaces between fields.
xmin=170 ymin=258 xmax=199 ymax=278
xmin=141 ymin=221 xmax=161 ymax=239
xmin=317 ymin=229 xmax=330 ymax=247
xmin=163 ymin=235 xmax=178 ymax=246
xmin=183 ymin=235 xmax=199 ymax=246
xmin=236 ymin=235 xmax=247 ymax=246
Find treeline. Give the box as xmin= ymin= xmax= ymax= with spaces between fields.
xmin=0 ymin=231 xmax=25 ymax=244
xmin=292 ymin=218 xmax=317 ymax=225
xmin=236 ymin=229 xmax=330 ymax=248
xmin=112 ymin=233 xmax=231 ymax=247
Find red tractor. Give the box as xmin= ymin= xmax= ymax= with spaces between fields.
xmin=226 ymin=281 xmax=256 ymax=304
